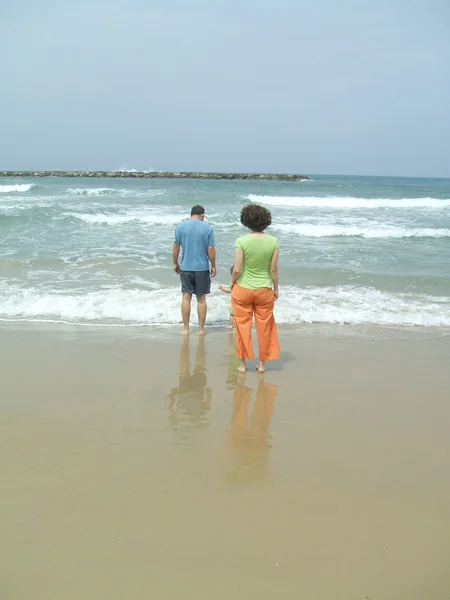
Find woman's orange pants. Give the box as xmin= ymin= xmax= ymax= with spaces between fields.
xmin=231 ymin=284 xmax=280 ymax=362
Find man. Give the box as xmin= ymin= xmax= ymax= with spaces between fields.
xmin=173 ymin=205 xmax=216 ymax=335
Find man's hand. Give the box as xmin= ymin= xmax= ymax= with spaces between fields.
xmin=174 ymin=264 xmax=180 ymax=274
xmin=210 ymin=266 xmax=216 ymax=278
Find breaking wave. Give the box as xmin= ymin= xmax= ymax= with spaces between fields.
xmin=0 ymin=183 xmax=35 ymax=193
xmin=66 ymin=187 xmax=166 ymax=198
xmin=0 ymin=284 xmax=448 ymax=328
xmin=246 ymin=194 xmax=450 ymax=209
xmin=67 ymin=212 xmax=185 ymax=226
xmin=273 ymin=224 xmax=450 ymax=238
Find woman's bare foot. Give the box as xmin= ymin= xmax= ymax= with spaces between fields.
xmin=198 ymin=329 xmax=205 ymax=336
xmin=238 ymin=359 xmax=247 ymax=373
xmin=182 ymin=328 xmax=190 ymax=335
xmin=257 ymin=361 xmax=265 ymax=373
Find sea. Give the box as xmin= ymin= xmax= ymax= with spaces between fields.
xmin=1 ymin=174 xmax=450 ymax=330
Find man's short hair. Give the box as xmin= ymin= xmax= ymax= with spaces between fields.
xmin=191 ymin=205 xmax=205 ymax=216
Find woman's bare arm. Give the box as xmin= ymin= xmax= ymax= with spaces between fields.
xmin=270 ymin=248 xmax=279 ymax=299
xmin=231 ymin=248 xmax=244 ymax=286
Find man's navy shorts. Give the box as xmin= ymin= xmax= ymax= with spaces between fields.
xmin=180 ymin=270 xmax=211 ymax=296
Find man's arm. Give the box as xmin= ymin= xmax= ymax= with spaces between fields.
xmin=173 ymin=243 xmax=180 ymax=273
xmin=173 ymin=225 xmax=181 ymax=273
xmin=208 ymin=227 xmax=216 ymax=277
xmin=208 ymin=246 xmax=216 ymax=277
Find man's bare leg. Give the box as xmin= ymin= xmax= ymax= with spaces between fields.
xmin=197 ymin=295 xmax=207 ymax=335
xmin=181 ymin=293 xmax=192 ymax=335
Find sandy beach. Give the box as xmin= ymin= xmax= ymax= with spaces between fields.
xmin=1 ymin=323 xmax=450 ymax=599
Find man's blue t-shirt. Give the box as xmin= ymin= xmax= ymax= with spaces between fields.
xmin=175 ymin=219 xmax=215 ymax=271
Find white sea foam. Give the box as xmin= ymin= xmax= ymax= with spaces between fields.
xmin=67 ymin=212 xmax=185 ymax=226
xmin=0 ymin=183 xmax=35 ymax=193
xmin=273 ymin=224 xmax=450 ymax=239
xmin=0 ymin=284 xmax=449 ymax=328
xmin=246 ymin=194 xmax=450 ymax=209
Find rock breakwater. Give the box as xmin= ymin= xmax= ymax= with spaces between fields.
xmin=0 ymin=171 xmax=309 ymax=182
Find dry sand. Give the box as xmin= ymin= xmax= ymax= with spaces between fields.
xmin=1 ymin=324 xmax=450 ymax=599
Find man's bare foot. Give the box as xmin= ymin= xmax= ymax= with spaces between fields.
xmin=181 ymin=328 xmax=189 ymax=335
xmin=257 ymin=361 xmax=265 ymax=373
xmin=198 ymin=329 xmax=206 ymax=336
xmin=238 ymin=359 xmax=247 ymax=373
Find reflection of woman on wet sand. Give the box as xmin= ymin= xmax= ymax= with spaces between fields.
xmin=168 ymin=336 xmax=212 ymax=429
xmin=227 ymin=375 xmax=277 ymax=483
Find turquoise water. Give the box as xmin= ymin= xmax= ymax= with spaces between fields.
xmin=0 ymin=174 xmax=450 ymax=327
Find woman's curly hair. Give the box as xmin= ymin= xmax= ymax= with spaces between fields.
xmin=240 ymin=204 xmax=272 ymax=232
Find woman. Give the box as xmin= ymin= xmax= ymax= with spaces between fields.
xmin=231 ymin=204 xmax=280 ymax=373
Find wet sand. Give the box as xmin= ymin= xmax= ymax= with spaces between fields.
xmin=1 ymin=324 xmax=450 ymax=599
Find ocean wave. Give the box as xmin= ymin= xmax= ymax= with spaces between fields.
xmin=246 ymin=194 xmax=450 ymax=209
xmin=0 ymin=183 xmax=35 ymax=193
xmin=278 ymin=285 xmax=450 ymax=327
xmin=67 ymin=187 xmax=117 ymax=196
xmin=67 ymin=212 xmax=185 ymax=226
xmin=0 ymin=202 xmax=53 ymax=216
xmin=66 ymin=187 xmax=166 ymax=198
xmin=273 ymin=224 xmax=450 ymax=239
xmin=0 ymin=284 xmax=448 ymax=328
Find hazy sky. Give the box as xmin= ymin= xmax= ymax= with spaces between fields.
xmin=2 ymin=0 xmax=449 ymax=176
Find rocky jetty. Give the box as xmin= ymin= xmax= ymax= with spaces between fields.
xmin=0 ymin=171 xmax=309 ymax=182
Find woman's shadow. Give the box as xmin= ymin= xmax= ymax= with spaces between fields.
xmin=225 ymin=331 xmax=241 ymax=389
xmin=226 ymin=374 xmax=278 ymax=484
xmin=167 ymin=336 xmax=212 ymax=435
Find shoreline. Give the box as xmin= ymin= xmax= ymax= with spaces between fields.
xmin=0 ymin=319 xmax=448 ymax=340
xmin=0 ymin=170 xmax=309 ymax=182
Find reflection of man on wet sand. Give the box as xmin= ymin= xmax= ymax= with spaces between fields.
xmin=227 ymin=375 xmax=277 ymax=483
xmin=168 ymin=336 xmax=212 ymax=428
